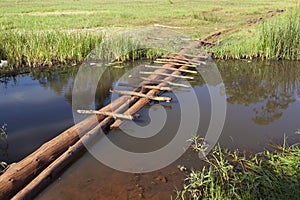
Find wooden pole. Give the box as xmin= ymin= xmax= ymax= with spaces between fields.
xmin=77 ymin=110 xmax=134 ymax=120
xmin=12 ymin=115 xmax=112 ymax=200
xmin=142 ymin=85 xmax=172 ymax=91
xmin=153 ymin=60 xmax=196 ymax=67
xmin=139 ymin=77 xmax=191 ymax=88
xmin=140 ymin=71 xmax=194 ymax=80
xmin=156 ymin=58 xmax=206 ymax=65
xmin=110 ymin=89 xmax=172 ymax=102
xmin=145 ymin=64 xmax=197 ymax=74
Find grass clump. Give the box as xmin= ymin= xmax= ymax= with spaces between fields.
xmin=0 ymin=31 xmax=103 ymax=68
xmin=212 ymin=8 xmax=300 ymax=60
xmin=178 ymin=140 xmax=300 ymax=199
xmin=0 ymin=30 xmax=163 ymax=71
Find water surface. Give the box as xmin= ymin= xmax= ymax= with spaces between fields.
xmin=1 ymin=60 xmax=300 ymax=199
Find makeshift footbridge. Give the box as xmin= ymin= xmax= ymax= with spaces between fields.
xmin=0 ymin=40 xmax=209 ymax=200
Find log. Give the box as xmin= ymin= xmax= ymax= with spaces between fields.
xmin=77 ymin=110 xmax=134 ymax=120
xmin=0 ymin=95 xmax=132 ymax=200
xmin=12 ymin=114 xmax=112 ymax=200
xmin=140 ymin=71 xmax=194 ymax=80
xmin=110 ymin=89 xmax=172 ymax=102
xmin=144 ymin=64 xmax=197 ymax=74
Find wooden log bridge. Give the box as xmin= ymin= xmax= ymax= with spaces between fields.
xmin=0 ymin=40 xmax=208 ymax=200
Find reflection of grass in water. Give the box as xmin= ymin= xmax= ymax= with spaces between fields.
xmin=0 ymin=123 xmax=8 ymax=174
xmin=0 ymin=123 xmax=8 ymax=141
xmin=178 ymin=137 xmax=300 ymax=199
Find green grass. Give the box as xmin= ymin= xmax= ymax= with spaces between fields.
xmin=1 ymin=0 xmax=296 ymax=35
xmin=0 ymin=31 xmax=102 ymax=68
xmin=0 ymin=0 xmax=299 ymax=71
xmin=212 ymin=8 xmax=300 ymax=60
xmin=178 ymin=137 xmax=300 ymax=199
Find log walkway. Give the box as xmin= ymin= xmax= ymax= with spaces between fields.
xmin=0 ymin=40 xmax=208 ymax=200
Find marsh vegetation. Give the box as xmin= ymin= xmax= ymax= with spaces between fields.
xmin=179 ymin=137 xmax=300 ymax=200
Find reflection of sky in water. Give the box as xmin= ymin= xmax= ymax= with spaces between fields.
xmin=0 ymin=75 xmax=74 ymax=163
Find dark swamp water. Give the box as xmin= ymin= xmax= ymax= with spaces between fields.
xmin=0 ymin=60 xmax=300 ymax=199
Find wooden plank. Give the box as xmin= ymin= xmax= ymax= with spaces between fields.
xmin=139 ymin=77 xmax=191 ymax=88
xmin=168 ymin=52 xmax=208 ymax=59
xmin=154 ymin=60 xmax=196 ymax=67
xmin=142 ymin=85 xmax=172 ymax=91
xmin=156 ymin=58 xmax=206 ymax=65
xmin=140 ymin=71 xmax=194 ymax=80
xmin=77 ymin=110 xmax=134 ymax=120
xmin=110 ymin=89 xmax=172 ymax=102
xmin=118 ymin=82 xmax=172 ymax=91
xmin=145 ymin=64 xmax=197 ymax=74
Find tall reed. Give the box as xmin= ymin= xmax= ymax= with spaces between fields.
xmin=0 ymin=30 xmax=164 ymax=70
xmin=212 ymin=8 xmax=300 ymax=60
xmin=0 ymin=31 xmax=103 ymax=68
xmin=258 ymin=9 xmax=300 ymax=60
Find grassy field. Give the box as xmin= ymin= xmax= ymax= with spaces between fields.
xmin=0 ymin=0 xmax=298 ymax=35
xmin=0 ymin=0 xmax=299 ymax=70
xmin=212 ymin=8 xmax=300 ymax=60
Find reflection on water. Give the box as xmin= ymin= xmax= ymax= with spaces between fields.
xmin=218 ymin=61 xmax=300 ymax=125
xmin=1 ymin=61 xmax=300 ymax=199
